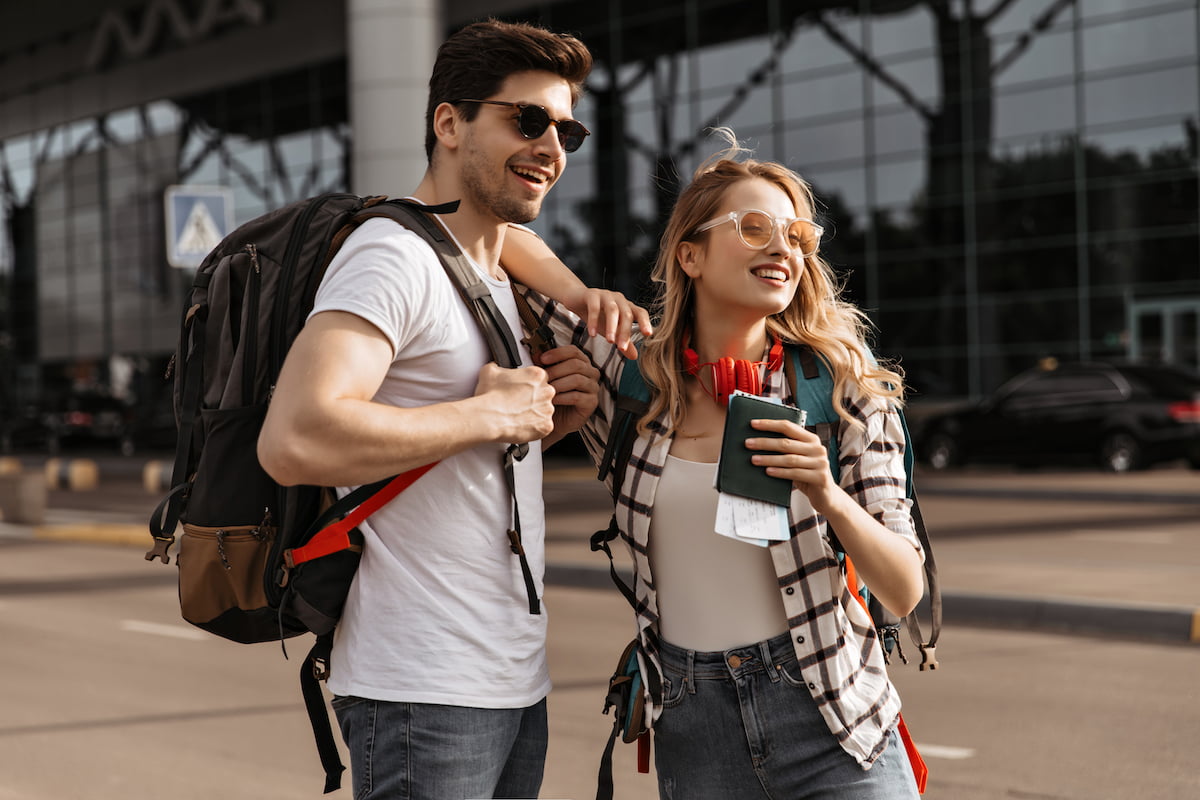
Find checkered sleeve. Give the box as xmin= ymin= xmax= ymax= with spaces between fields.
xmin=837 ymin=394 xmax=923 ymax=559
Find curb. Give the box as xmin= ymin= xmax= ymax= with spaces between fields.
xmin=917 ymin=485 xmax=1200 ymax=506
xmin=7 ymin=524 xmax=1198 ymax=647
xmin=544 ymin=563 xmax=1200 ymax=647
xmin=33 ymin=524 xmax=148 ymax=547
xmin=940 ymin=591 xmax=1200 ymax=646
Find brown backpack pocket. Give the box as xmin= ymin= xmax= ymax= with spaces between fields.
xmin=177 ymin=522 xmax=276 ymax=642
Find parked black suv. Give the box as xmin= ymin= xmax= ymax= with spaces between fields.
xmin=917 ymin=361 xmax=1200 ymax=472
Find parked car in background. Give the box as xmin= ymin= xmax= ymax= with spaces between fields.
xmin=916 ymin=361 xmax=1200 ymax=473
xmin=41 ymin=392 xmax=136 ymax=455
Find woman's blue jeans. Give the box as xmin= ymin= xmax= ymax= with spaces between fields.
xmin=653 ymin=632 xmax=919 ymax=800
xmin=331 ymin=695 xmax=547 ymax=800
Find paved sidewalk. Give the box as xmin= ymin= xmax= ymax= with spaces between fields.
xmin=3 ymin=454 xmax=1198 ymax=644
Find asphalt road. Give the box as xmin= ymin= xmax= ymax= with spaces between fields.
xmin=0 ymin=537 xmax=1197 ymax=800
xmin=0 ymin=455 xmax=1198 ymax=798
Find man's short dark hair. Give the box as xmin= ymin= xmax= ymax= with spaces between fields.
xmin=424 ymin=19 xmax=593 ymax=161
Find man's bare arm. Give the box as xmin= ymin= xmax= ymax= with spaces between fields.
xmin=501 ymin=225 xmax=653 ymax=356
xmin=257 ymin=310 xmax=555 ymax=487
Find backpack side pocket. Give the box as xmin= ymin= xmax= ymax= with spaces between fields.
xmin=177 ymin=522 xmax=276 ymax=643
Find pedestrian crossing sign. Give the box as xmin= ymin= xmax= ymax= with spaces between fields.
xmin=165 ymin=185 xmax=233 ymax=268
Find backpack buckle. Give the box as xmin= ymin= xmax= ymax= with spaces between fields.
xmin=521 ymin=324 xmax=555 ymax=359
xmin=507 ymin=529 xmax=525 ymax=556
xmin=918 ymin=644 xmax=939 ymax=671
xmin=144 ymin=535 xmax=175 ymax=564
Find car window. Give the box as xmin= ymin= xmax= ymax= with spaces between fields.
xmin=1116 ymin=365 xmax=1200 ymax=396
xmin=1053 ymin=372 xmax=1124 ymax=399
xmin=1003 ymin=373 xmax=1052 ymax=398
xmin=1002 ymin=371 xmax=1123 ymax=403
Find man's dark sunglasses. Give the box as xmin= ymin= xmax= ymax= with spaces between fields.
xmin=452 ymin=99 xmax=590 ymax=153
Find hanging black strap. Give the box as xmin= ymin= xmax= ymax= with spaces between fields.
xmin=504 ymin=442 xmax=541 ymax=615
xmin=905 ymin=498 xmax=941 ymax=669
xmin=589 ymin=516 xmax=639 ymax=611
xmin=595 ymin=717 xmax=621 ymax=800
xmin=300 ymin=634 xmax=343 ymax=794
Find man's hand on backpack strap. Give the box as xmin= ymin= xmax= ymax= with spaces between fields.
xmin=473 ymin=362 xmax=556 ymax=444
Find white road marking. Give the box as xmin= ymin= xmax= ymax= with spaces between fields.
xmin=120 ymin=619 xmax=208 ymax=641
xmin=916 ymin=743 xmax=976 ymax=760
xmin=1071 ymin=531 xmax=1174 ymax=544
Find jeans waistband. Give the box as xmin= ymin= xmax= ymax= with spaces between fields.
xmin=657 ymin=630 xmax=797 ymax=681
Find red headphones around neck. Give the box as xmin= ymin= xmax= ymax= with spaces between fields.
xmin=683 ymin=333 xmax=784 ymax=405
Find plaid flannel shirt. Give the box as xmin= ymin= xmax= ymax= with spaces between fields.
xmin=526 ymin=291 xmax=924 ymax=768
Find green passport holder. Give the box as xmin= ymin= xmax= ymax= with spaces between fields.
xmin=716 ymin=392 xmax=804 ymax=506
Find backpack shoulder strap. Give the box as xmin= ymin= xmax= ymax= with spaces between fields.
xmin=590 ymin=356 xmax=649 ymax=612
xmin=785 ymin=344 xmax=840 ymax=480
xmin=351 ymin=199 xmax=529 ymax=370
xmin=597 ymin=355 xmax=651 ymax=489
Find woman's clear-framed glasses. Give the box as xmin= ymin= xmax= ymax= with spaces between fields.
xmin=451 ymin=99 xmax=590 ymax=153
xmin=693 ymin=209 xmax=823 ymax=257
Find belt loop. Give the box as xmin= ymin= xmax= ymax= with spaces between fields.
xmin=685 ymin=649 xmax=697 ymax=694
xmin=760 ymin=640 xmax=781 ymax=683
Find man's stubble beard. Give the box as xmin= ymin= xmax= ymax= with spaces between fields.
xmin=459 ymin=143 xmax=548 ymax=225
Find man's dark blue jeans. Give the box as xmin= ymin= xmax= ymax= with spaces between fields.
xmin=331 ymin=695 xmax=548 ymax=800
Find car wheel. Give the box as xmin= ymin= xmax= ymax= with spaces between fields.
xmin=1099 ymin=431 xmax=1142 ymax=473
xmin=925 ymin=432 xmax=960 ymax=471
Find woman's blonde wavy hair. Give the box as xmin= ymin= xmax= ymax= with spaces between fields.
xmin=638 ymin=129 xmax=905 ymax=435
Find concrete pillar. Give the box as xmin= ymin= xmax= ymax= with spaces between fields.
xmin=347 ymin=0 xmax=440 ymax=196
xmin=0 ymin=472 xmax=47 ymax=524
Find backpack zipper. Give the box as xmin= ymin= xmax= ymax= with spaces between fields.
xmin=243 ymin=243 xmax=262 ymax=406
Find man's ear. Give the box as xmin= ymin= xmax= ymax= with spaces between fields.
xmin=431 ymin=102 xmax=462 ymax=152
xmin=677 ymin=241 xmax=702 ymax=278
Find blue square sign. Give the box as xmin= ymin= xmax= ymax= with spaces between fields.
xmin=165 ymin=185 xmax=233 ymax=268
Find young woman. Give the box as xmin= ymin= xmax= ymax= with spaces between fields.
xmin=507 ymin=130 xmax=926 ymax=799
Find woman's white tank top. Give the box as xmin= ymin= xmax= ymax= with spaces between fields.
xmin=648 ymin=454 xmax=790 ymax=652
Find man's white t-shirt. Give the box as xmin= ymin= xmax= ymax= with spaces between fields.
xmin=312 ymin=217 xmax=549 ymax=709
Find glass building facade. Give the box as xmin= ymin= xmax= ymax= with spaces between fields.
xmin=527 ymin=0 xmax=1200 ymax=398
xmin=1 ymin=0 xmax=1198 ymax=427
xmin=0 ymin=59 xmax=349 ymax=414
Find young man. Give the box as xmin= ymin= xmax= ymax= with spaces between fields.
xmin=258 ymin=19 xmax=619 ymax=800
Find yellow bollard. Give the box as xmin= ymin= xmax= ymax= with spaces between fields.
xmin=44 ymin=458 xmax=100 ymax=491
xmin=142 ymin=460 xmax=173 ymax=494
